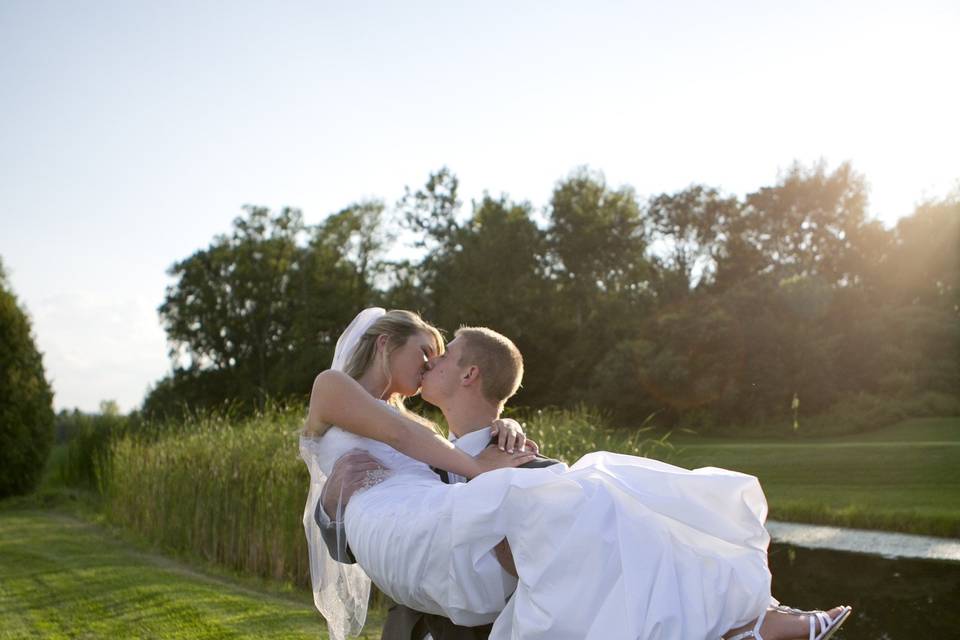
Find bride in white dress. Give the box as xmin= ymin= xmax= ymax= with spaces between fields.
xmin=299 ymin=308 xmax=851 ymax=640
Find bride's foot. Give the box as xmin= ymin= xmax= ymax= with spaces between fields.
xmin=724 ymin=605 xmax=850 ymax=640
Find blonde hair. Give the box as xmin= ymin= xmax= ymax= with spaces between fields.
xmin=454 ymin=326 xmax=523 ymax=407
xmin=332 ymin=309 xmax=444 ymax=432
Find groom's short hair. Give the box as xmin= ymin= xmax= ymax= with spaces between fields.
xmin=455 ymin=327 xmax=523 ymax=406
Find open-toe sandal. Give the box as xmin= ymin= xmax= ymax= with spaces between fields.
xmin=726 ymin=605 xmax=852 ymax=640
xmin=772 ymin=605 xmax=853 ymax=640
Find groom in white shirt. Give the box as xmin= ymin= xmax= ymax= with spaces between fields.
xmin=317 ymin=326 xmax=559 ymax=640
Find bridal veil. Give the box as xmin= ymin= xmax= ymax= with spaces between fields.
xmin=300 ymin=307 xmax=385 ymax=640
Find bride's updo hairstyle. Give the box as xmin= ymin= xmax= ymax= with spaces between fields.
xmin=342 ymin=309 xmax=444 ymax=410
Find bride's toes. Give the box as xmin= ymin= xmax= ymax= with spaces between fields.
xmin=809 ymin=606 xmax=848 ymax=636
xmin=775 ymin=605 xmax=848 ymax=639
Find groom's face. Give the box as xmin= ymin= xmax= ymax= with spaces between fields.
xmin=420 ymin=337 xmax=465 ymax=405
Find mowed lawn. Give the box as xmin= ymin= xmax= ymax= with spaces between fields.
xmin=657 ymin=417 xmax=960 ymax=537
xmin=0 ymin=510 xmax=384 ymax=640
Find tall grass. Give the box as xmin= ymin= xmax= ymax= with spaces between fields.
xmin=44 ymin=411 xmax=128 ymax=492
xmin=104 ymin=407 xmax=311 ymax=586
xmin=511 ymin=404 xmax=676 ymax=463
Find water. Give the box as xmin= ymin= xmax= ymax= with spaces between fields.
xmin=768 ymin=542 xmax=960 ymax=639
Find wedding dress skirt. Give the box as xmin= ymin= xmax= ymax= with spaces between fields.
xmin=302 ymin=426 xmax=772 ymax=639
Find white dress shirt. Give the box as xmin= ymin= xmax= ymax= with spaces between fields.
xmin=445 ymin=426 xmax=495 ymax=485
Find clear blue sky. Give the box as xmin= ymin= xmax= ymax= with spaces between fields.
xmin=1 ymin=0 xmax=957 ymax=412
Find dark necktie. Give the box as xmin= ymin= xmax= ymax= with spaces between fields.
xmin=431 ymin=466 xmax=451 ymax=484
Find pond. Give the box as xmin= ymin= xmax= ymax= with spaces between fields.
xmin=768 ymin=542 xmax=960 ymax=639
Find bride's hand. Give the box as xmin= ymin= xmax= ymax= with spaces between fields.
xmin=475 ymin=443 xmax=537 ymax=475
xmin=490 ymin=418 xmax=538 ymax=454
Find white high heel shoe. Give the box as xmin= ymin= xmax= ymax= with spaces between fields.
xmin=726 ymin=605 xmax=853 ymax=640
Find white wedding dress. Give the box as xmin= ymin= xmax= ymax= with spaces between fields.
xmin=301 ymin=420 xmax=773 ymax=640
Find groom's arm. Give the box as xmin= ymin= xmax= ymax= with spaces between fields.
xmin=316 ymin=450 xmax=388 ymax=565
xmin=316 ymin=494 xmax=356 ymax=564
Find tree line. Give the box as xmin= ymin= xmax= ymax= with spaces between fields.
xmin=0 ymin=257 xmax=55 ymax=497
xmin=144 ymin=162 xmax=959 ymax=432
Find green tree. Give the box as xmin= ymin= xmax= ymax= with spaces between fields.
xmin=158 ymin=206 xmax=306 ymax=409
xmin=548 ymin=168 xmax=650 ymax=311
xmin=741 ymin=161 xmax=870 ymax=284
xmin=313 ymin=200 xmax=391 ymax=298
xmin=398 ymin=166 xmax=462 ymax=253
xmin=424 ymin=195 xmax=555 ymax=403
xmin=281 ymin=201 xmax=388 ymax=394
xmin=0 ymin=257 xmax=55 ymax=497
xmin=849 ymin=191 xmax=960 ymax=399
xmin=544 ymin=168 xmax=654 ymax=404
xmin=392 ymin=167 xmax=464 ymax=319
xmin=646 ymin=185 xmax=741 ymax=291
xmin=883 ymin=191 xmax=959 ymax=312
xmin=148 ymin=203 xmax=385 ymax=417
xmin=592 ymin=288 xmax=760 ymax=428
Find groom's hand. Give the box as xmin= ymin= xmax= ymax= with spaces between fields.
xmin=321 ymin=449 xmax=388 ymax=520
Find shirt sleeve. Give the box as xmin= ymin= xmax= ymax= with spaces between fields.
xmin=315 ymin=492 xmax=357 ymax=564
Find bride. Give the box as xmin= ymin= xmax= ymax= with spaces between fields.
xmin=299 ymin=308 xmax=851 ymax=640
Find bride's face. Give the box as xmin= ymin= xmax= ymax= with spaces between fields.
xmin=386 ymin=330 xmax=440 ymax=397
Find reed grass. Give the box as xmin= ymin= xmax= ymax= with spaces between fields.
xmin=511 ymin=404 xmax=675 ymax=463
xmin=104 ymin=407 xmax=312 ymax=587
xmin=46 ymin=411 xmax=127 ymax=492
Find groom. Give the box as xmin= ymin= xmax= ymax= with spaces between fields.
xmin=316 ymin=326 xmax=560 ymax=640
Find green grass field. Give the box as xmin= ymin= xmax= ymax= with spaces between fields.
xmin=654 ymin=417 xmax=960 ymax=537
xmin=0 ymin=509 xmax=384 ymax=639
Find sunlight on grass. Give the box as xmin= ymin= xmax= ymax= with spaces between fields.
xmin=0 ymin=510 xmax=384 ymax=639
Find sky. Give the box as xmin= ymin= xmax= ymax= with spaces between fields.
xmin=1 ymin=0 xmax=958 ymax=413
